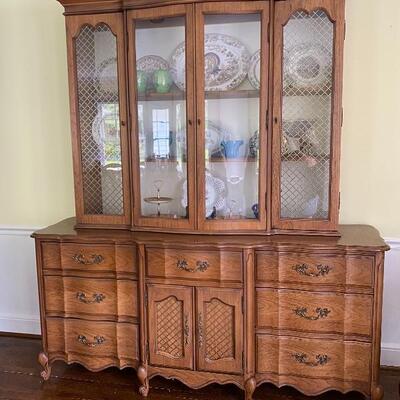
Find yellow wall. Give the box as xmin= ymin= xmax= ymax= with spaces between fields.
xmin=0 ymin=0 xmax=399 ymax=237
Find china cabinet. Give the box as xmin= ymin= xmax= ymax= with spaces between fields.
xmin=33 ymin=0 xmax=389 ymax=399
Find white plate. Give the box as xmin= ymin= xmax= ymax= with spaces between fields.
xmin=92 ymin=111 xmax=120 ymax=147
xmin=248 ymin=50 xmax=261 ymax=90
xmin=137 ymin=55 xmax=169 ymax=88
xmin=97 ymin=57 xmax=118 ymax=94
xmin=181 ymin=172 xmax=226 ymax=217
xmin=170 ymin=33 xmax=250 ymax=91
xmin=285 ymin=43 xmax=332 ymax=90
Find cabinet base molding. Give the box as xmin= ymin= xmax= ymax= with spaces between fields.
xmin=147 ymin=366 xmax=244 ymax=391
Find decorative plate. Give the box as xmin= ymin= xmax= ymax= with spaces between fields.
xmin=181 ymin=172 xmax=226 ymax=217
xmin=92 ymin=111 xmax=120 ymax=147
xmin=283 ymin=119 xmax=315 ymax=138
xmin=248 ymin=50 xmax=261 ymax=90
xmin=170 ymin=33 xmax=250 ymax=91
xmin=206 ymin=121 xmax=228 ymax=153
xmin=97 ymin=57 xmax=118 ymax=94
xmin=285 ymin=43 xmax=332 ymax=90
xmin=137 ymin=55 xmax=169 ymax=88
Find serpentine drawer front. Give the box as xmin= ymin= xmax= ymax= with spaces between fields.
xmin=256 ymin=288 xmax=373 ymax=338
xmin=46 ymin=318 xmax=139 ymax=370
xmin=146 ymin=247 xmax=243 ymax=283
xmin=44 ymin=276 xmax=138 ymax=321
xmin=256 ymin=334 xmax=371 ymax=395
xmin=256 ymin=252 xmax=374 ymax=290
xmin=41 ymin=242 xmax=137 ymax=275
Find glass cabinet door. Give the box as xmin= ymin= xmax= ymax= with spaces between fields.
xmin=129 ymin=6 xmax=195 ymax=229
xmin=196 ymin=2 xmax=269 ymax=231
xmin=272 ymin=0 xmax=344 ymax=231
xmin=67 ymin=14 xmax=130 ymax=226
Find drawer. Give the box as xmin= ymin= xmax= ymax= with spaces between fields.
xmin=146 ymin=247 xmax=242 ymax=283
xmin=44 ymin=276 xmax=138 ymax=321
xmin=256 ymin=252 xmax=374 ymax=290
xmin=46 ymin=318 xmax=139 ymax=369
xmin=256 ymin=288 xmax=372 ymax=338
xmin=256 ymin=335 xmax=371 ymax=392
xmin=41 ymin=243 xmax=137 ymax=276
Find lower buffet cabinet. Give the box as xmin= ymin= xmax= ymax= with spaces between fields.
xmin=33 ymin=220 xmax=388 ymax=400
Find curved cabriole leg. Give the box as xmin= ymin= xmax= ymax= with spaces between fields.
xmin=244 ymin=377 xmax=256 ymax=400
xmin=371 ymin=384 xmax=384 ymax=400
xmin=137 ymin=365 xmax=149 ymax=397
xmin=38 ymin=352 xmax=51 ymax=381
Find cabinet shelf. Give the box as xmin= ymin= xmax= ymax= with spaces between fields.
xmin=281 ymin=152 xmax=330 ymax=162
xmin=208 ymin=156 xmax=258 ymax=163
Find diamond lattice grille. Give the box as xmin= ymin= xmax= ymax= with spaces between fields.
xmin=205 ymin=299 xmax=234 ymax=361
xmin=156 ymin=296 xmax=184 ymax=358
xmin=75 ymin=24 xmax=123 ymax=215
xmin=281 ymin=11 xmax=333 ymax=219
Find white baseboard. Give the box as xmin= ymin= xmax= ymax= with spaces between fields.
xmin=0 ymin=313 xmax=41 ymax=335
xmin=381 ymin=343 xmax=400 ymax=367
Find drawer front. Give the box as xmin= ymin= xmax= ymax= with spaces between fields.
xmin=256 ymin=252 xmax=374 ymax=289
xmin=257 ymin=289 xmax=372 ymax=338
xmin=257 ymin=335 xmax=371 ymax=387
xmin=146 ymin=247 xmax=242 ymax=283
xmin=46 ymin=318 xmax=139 ymax=368
xmin=44 ymin=276 xmax=138 ymax=321
xmin=42 ymin=243 xmax=137 ymax=275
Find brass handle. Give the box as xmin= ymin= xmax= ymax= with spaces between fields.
xmin=292 ymin=263 xmax=332 ymax=277
xmin=77 ymin=335 xmax=105 ymax=347
xmin=73 ymin=253 xmax=104 ymax=265
xmin=76 ymin=292 xmax=105 ymax=304
xmin=184 ymin=314 xmax=189 ymax=345
xmin=198 ymin=313 xmax=203 ymax=348
xmin=294 ymin=307 xmax=331 ymax=321
xmin=177 ymin=259 xmax=209 ymax=273
xmin=293 ymin=353 xmax=330 ymax=367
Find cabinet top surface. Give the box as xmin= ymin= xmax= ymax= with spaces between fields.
xmin=32 ymin=218 xmax=389 ymax=252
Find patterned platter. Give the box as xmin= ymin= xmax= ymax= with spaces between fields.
xmin=284 ymin=43 xmax=332 ymax=90
xmin=248 ymin=50 xmax=261 ymax=90
xmin=136 ymin=55 xmax=169 ymax=88
xmin=97 ymin=57 xmax=118 ymax=94
xmin=181 ymin=172 xmax=226 ymax=217
xmin=170 ymin=33 xmax=250 ymax=91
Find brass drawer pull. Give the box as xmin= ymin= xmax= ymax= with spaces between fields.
xmin=184 ymin=314 xmax=190 ymax=345
xmin=77 ymin=335 xmax=105 ymax=347
xmin=294 ymin=307 xmax=331 ymax=321
xmin=76 ymin=292 xmax=105 ymax=304
xmin=292 ymin=263 xmax=332 ymax=277
xmin=177 ymin=259 xmax=209 ymax=273
xmin=73 ymin=253 xmax=104 ymax=265
xmin=198 ymin=313 xmax=203 ymax=348
xmin=293 ymin=353 xmax=330 ymax=367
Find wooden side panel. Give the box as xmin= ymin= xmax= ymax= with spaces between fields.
xmin=256 ymin=334 xmax=371 ymax=396
xmin=146 ymin=247 xmax=243 ymax=283
xmin=41 ymin=242 xmax=137 ymax=276
xmin=44 ymin=276 xmax=138 ymax=321
xmin=256 ymin=251 xmax=374 ymax=290
xmin=147 ymin=284 xmax=194 ymax=370
xmin=256 ymin=288 xmax=373 ymax=338
xmin=46 ymin=318 xmax=139 ymax=370
xmin=196 ymin=287 xmax=243 ymax=374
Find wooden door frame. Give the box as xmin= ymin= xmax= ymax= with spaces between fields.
xmin=271 ymin=0 xmax=345 ymax=232
xmin=127 ymin=5 xmax=197 ymax=231
xmin=195 ymin=1 xmax=270 ymax=232
xmin=66 ymin=13 xmax=131 ymax=228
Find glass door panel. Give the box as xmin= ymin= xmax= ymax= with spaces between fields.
xmin=280 ymin=10 xmax=334 ymax=221
xmin=130 ymin=8 xmax=194 ymax=228
xmin=69 ymin=14 xmax=130 ymax=226
xmin=198 ymin=6 xmax=268 ymax=230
